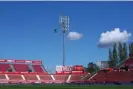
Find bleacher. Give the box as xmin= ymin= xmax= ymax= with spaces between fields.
xmin=13 ymin=64 xmax=29 ymax=72
xmin=24 ymin=74 xmax=38 ymax=80
xmin=0 ymin=59 xmax=86 ymax=84
xmin=89 ymin=70 xmax=133 ymax=83
xmin=0 ymin=57 xmax=132 ymax=84
xmin=0 ymin=64 xmax=10 ymax=71
xmin=32 ymin=65 xmax=44 ymax=72
xmin=54 ymin=74 xmax=68 ymax=83
xmin=87 ymin=56 xmax=133 ymax=83
xmin=0 ymin=74 xmax=6 ymax=80
xmin=8 ymin=74 xmax=23 ymax=80
xmin=124 ymin=58 xmax=133 ymax=66
xmin=69 ymin=74 xmax=84 ymax=82
xmin=106 ymin=71 xmax=133 ymax=82
xmin=39 ymin=74 xmax=52 ymax=81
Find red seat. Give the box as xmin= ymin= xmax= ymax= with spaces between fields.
xmin=8 ymin=74 xmax=23 ymax=80
xmin=39 ymin=74 xmax=52 ymax=81
xmin=24 ymin=74 xmax=38 ymax=80
xmin=0 ymin=64 xmax=10 ymax=72
xmin=0 ymin=74 xmax=6 ymax=79
xmin=69 ymin=74 xmax=83 ymax=82
xmin=14 ymin=64 xmax=29 ymax=72
xmin=33 ymin=65 xmax=44 ymax=72
xmin=124 ymin=58 xmax=133 ymax=66
xmin=90 ymin=70 xmax=133 ymax=82
xmin=54 ymin=74 xmax=68 ymax=81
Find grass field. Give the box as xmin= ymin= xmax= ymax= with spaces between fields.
xmin=0 ymin=84 xmax=133 ymax=89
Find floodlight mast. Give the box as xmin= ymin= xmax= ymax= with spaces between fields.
xmin=59 ymin=16 xmax=69 ymax=66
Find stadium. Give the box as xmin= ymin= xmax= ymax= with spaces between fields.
xmin=0 ymin=53 xmax=133 ymax=89
xmin=0 ymin=59 xmax=86 ymax=84
xmin=0 ymin=1 xmax=133 ymax=89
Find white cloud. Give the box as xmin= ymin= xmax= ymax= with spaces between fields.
xmin=98 ymin=28 xmax=132 ymax=47
xmin=67 ymin=32 xmax=83 ymax=40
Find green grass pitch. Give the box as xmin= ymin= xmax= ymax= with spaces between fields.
xmin=0 ymin=84 xmax=133 ymax=89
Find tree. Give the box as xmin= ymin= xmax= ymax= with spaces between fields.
xmin=122 ymin=43 xmax=127 ymax=60
xmin=108 ymin=48 xmax=114 ymax=68
xmin=118 ymin=42 xmax=123 ymax=62
xmin=129 ymin=42 xmax=133 ymax=54
xmin=113 ymin=43 xmax=118 ymax=67
xmin=86 ymin=62 xmax=99 ymax=74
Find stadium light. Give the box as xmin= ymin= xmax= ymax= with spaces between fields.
xmin=59 ymin=15 xmax=69 ymax=66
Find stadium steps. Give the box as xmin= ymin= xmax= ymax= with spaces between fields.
xmin=65 ymin=74 xmax=70 ymax=82
xmin=9 ymin=64 xmax=15 ymax=72
xmin=81 ymin=73 xmax=91 ymax=80
xmin=36 ymin=75 xmax=41 ymax=80
xmin=21 ymin=75 xmax=25 ymax=80
xmin=29 ymin=65 xmax=35 ymax=72
xmin=5 ymin=74 xmax=9 ymax=80
xmin=88 ymin=73 xmax=98 ymax=80
xmin=50 ymin=75 xmax=55 ymax=80
xmin=41 ymin=65 xmax=47 ymax=72
xmin=66 ymin=75 xmax=71 ymax=83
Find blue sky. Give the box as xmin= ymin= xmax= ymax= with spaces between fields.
xmin=0 ymin=2 xmax=133 ymax=72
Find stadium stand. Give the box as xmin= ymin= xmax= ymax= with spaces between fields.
xmin=0 ymin=74 xmax=6 ymax=80
xmin=39 ymin=74 xmax=52 ymax=80
xmin=8 ymin=74 xmax=23 ymax=80
xmin=13 ymin=64 xmax=29 ymax=72
xmin=0 ymin=64 xmax=10 ymax=72
xmin=1 ymin=56 xmax=133 ymax=85
xmin=54 ymin=74 xmax=68 ymax=83
xmin=69 ymin=74 xmax=84 ymax=82
xmin=88 ymin=69 xmax=133 ymax=83
xmin=86 ymin=55 xmax=133 ymax=84
xmin=32 ymin=65 xmax=44 ymax=72
xmin=24 ymin=74 xmax=38 ymax=80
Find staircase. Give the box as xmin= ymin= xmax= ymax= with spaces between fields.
xmin=81 ymin=73 xmax=90 ymax=80
xmin=41 ymin=65 xmax=46 ymax=72
xmin=10 ymin=64 xmax=15 ymax=72
xmin=50 ymin=75 xmax=55 ymax=80
xmin=66 ymin=75 xmax=71 ymax=83
xmin=29 ymin=65 xmax=35 ymax=72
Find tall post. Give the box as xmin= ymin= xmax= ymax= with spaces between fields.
xmin=62 ymin=32 xmax=65 ymax=66
xmin=59 ymin=15 xmax=69 ymax=66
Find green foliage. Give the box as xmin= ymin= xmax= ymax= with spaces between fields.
xmin=129 ymin=42 xmax=133 ymax=54
xmin=108 ymin=42 xmax=131 ymax=68
xmin=108 ymin=48 xmax=114 ymax=68
xmin=118 ymin=42 xmax=123 ymax=62
xmin=112 ymin=43 xmax=118 ymax=67
xmin=85 ymin=62 xmax=99 ymax=74
xmin=118 ymin=42 xmax=127 ymax=62
xmin=122 ymin=43 xmax=127 ymax=60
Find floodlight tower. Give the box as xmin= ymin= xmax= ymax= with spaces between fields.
xmin=59 ymin=15 xmax=69 ymax=66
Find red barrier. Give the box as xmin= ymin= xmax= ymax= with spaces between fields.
xmin=14 ymin=60 xmax=25 ymax=63
xmin=0 ymin=59 xmax=7 ymax=62
xmin=0 ymin=72 xmax=48 ymax=74
xmin=0 ymin=59 xmax=42 ymax=65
